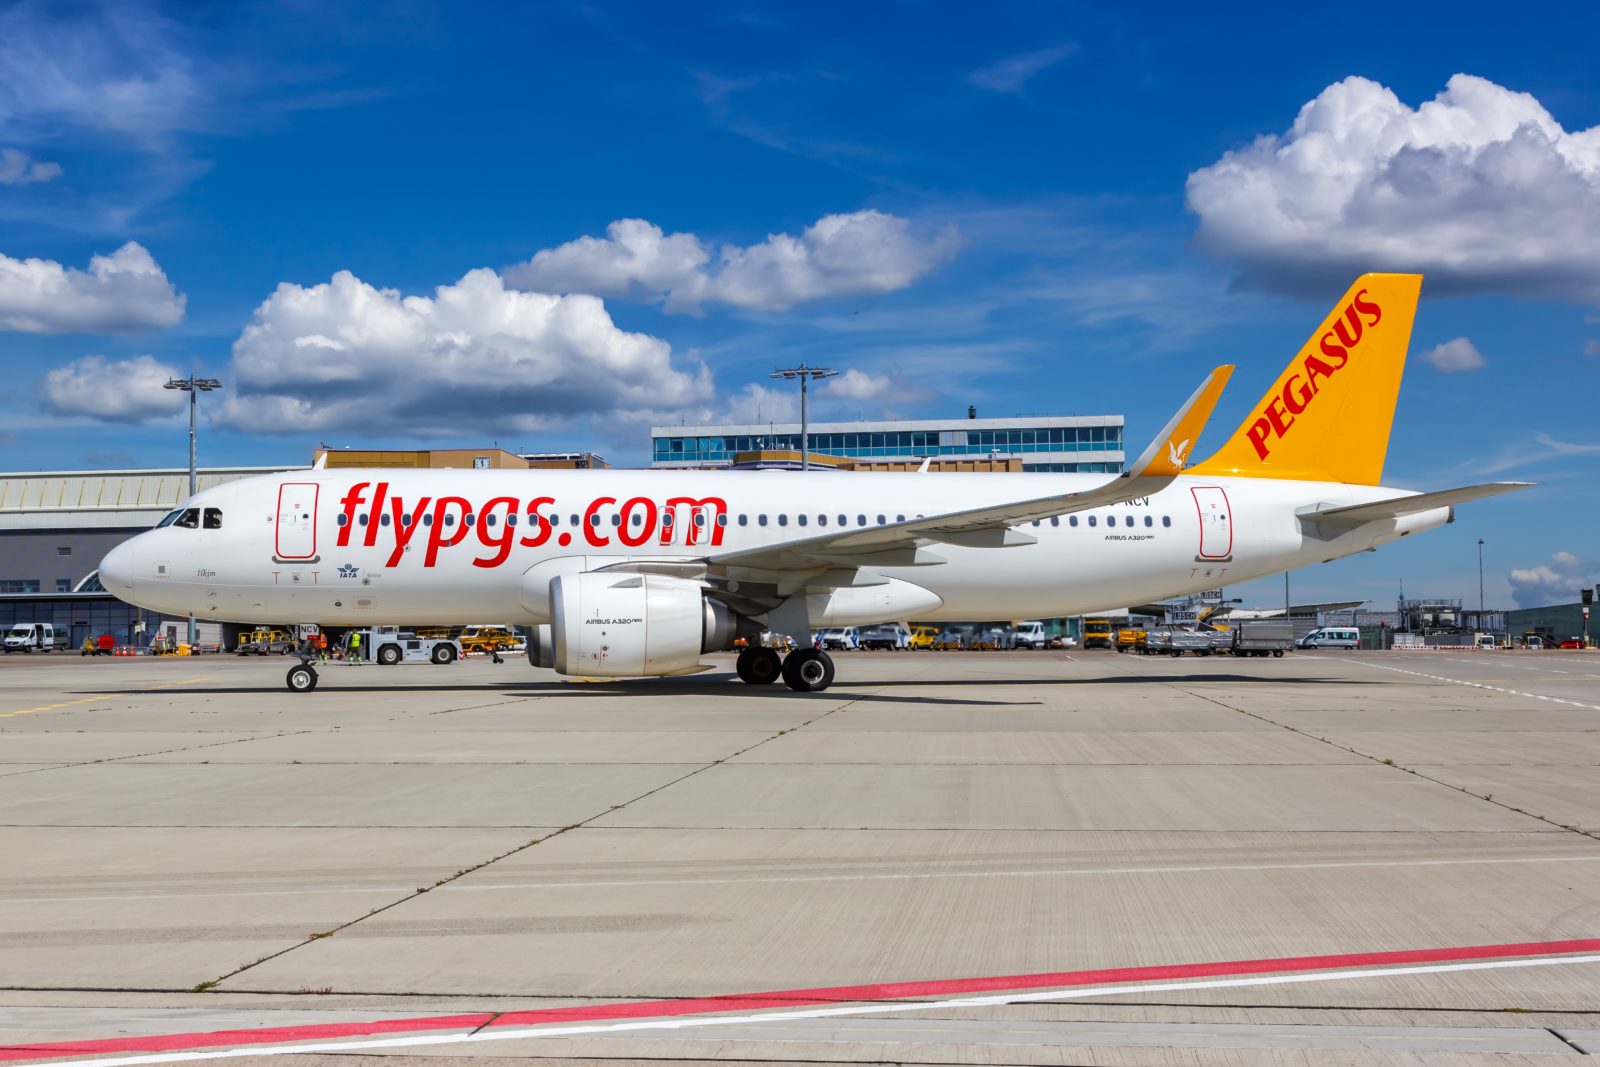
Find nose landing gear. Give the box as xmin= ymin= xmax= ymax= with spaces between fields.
xmin=286 ymin=661 xmax=319 ymax=692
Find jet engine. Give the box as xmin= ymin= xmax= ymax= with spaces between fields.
xmin=536 ymin=572 xmax=735 ymax=678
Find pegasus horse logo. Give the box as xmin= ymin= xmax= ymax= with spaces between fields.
xmin=1168 ymin=438 xmax=1191 ymax=470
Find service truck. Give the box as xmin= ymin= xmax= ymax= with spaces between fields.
xmin=342 ymin=628 xmax=462 ymax=666
xmin=1082 ymin=617 xmax=1115 ymax=650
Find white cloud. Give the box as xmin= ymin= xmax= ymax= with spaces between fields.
xmin=506 ymin=210 xmax=958 ymax=313
xmin=1422 ymin=336 xmax=1486 ymax=372
xmin=216 ymin=268 xmax=713 ymax=436
xmin=38 ymin=354 xmax=185 ymax=422
xmin=969 ymin=44 xmax=1078 ymax=93
xmin=826 ymin=368 xmax=894 ymax=402
xmin=0 ymin=147 xmax=60 ymax=184
xmin=0 ymin=242 xmax=185 ymax=332
xmin=1508 ymin=551 xmax=1595 ymax=609
xmin=0 ymin=4 xmax=202 ymax=144
xmin=1186 ymin=74 xmax=1600 ymax=300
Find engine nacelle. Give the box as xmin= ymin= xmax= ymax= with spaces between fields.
xmin=549 ymin=572 xmax=732 ymax=677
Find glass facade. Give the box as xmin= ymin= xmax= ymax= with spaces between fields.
xmin=653 ymin=424 xmax=1124 ymax=467
xmin=0 ymin=594 xmax=186 ymax=647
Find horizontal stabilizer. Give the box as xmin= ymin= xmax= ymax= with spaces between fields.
xmin=1304 ymin=482 xmax=1533 ymax=526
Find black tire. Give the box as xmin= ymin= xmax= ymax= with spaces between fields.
xmin=1170 ymin=650 xmax=1183 ymax=657
xmin=377 ymin=644 xmax=402 ymax=666
xmin=782 ymin=648 xmax=835 ymax=692
xmin=431 ymin=643 xmax=456 ymax=665
xmin=286 ymin=664 xmax=318 ymax=692
xmin=737 ymin=647 xmax=783 ymax=685
xmin=1273 ymin=649 xmax=1285 ymax=657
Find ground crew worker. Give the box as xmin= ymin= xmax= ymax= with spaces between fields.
xmin=347 ymin=630 xmax=362 ymax=665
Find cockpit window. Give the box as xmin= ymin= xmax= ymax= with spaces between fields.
xmin=156 ymin=510 xmax=182 ymax=528
xmin=174 ymin=508 xmax=200 ymax=529
xmin=203 ymin=508 xmax=223 ymax=529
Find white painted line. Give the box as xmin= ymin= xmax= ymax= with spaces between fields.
xmin=29 ymin=953 xmax=1600 ymax=1067
xmin=6 ymin=855 xmax=1598 ymax=906
xmin=1359 ymin=662 xmax=1600 ymax=711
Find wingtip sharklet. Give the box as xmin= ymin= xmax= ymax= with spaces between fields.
xmin=1127 ymin=364 xmax=1235 ymax=480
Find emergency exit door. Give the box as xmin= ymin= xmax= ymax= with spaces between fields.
xmin=275 ymin=483 xmax=319 ymax=561
xmin=1191 ymin=486 xmax=1232 ymax=561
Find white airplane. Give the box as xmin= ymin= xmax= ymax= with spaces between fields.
xmin=99 ymin=274 xmax=1529 ymax=693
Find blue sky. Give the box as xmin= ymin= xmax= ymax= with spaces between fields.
xmin=2 ymin=1 xmax=1598 ymax=611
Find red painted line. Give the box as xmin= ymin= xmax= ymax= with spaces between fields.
xmin=3 ymin=938 xmax=1597 ymax=1062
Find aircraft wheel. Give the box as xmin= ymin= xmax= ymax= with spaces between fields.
xmin=286 ymin=664 xmax=318 ymax=693
xmin=378 ymin=644 xmax=402 ymax=666
xmin=782 ymin=648 xmax=835 ymax=692
xmin=431 ymin=644 xmax=457 ymax=665
xmin=737 ymin=647 xmax=782 ymax=685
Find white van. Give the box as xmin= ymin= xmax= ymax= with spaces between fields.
xmin=4 ymin=622 xmax=63 ymax=653
xmin=1014 ymin=621 xmax=1051 ymax=649
xmin=1297 ymin=626 xmax=1360 ymax=650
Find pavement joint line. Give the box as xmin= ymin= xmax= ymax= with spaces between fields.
xmin=1356 ymin=660 xmax=1600 ymax=712
xmin=193 ymin=685 xmax=875 ymax=993
xmin=1134 ymin=657 xmax=1600 ymax=843
xmin=9 ymin=949 xmax=1600 ymax=1066
xmin=1548 ymin=1026 xmax=1588 ymax=1053
xmin=5 ymin=852 xmax=1598 ymax=906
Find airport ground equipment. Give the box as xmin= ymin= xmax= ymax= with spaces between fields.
xmin=1013 ymin=620 xmax=1051 ymax=649
xmin=236 ymin=628 xmax=294 ymax=655
xmin=342 ymin=628 xmax=462 ymax=666
xmin=1142 ymin=627 xmax=1214 ymax=656
xmin=1230 ymin=619 xmax=1291 ymax=657
xmin=1115 ymin=626 xmax=1146 ymax=653
xmin=3 ymin=622 xmax=65 ymax=652
xmin=857 ymin=624 xmax=910 ymax=650
xmin=1082 ymin=617 xmax=1115 ymax=649
xmin=457 ymin=624 xmax=520 ymax=655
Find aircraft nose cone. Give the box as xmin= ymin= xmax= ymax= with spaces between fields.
xmin=99 ymin=541 xmax=136 ymax=594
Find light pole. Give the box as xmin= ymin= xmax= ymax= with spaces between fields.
xmin=164 ymin=375 xmax=222 ymax=647
xmin=769 ymin=364 xmax=837 ymax=471
xmin=1477 ymin=538 xmax=1485 ymax=615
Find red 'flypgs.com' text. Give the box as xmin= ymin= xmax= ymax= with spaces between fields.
xmin=335 ymin=482 xmax=728 ymax=569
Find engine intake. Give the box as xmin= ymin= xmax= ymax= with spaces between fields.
xmin=547 ymin=572 xmax=732 ymax=677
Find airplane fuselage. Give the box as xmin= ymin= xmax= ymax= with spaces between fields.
xmin=99 ymin=468 xmax=1448 ymax=627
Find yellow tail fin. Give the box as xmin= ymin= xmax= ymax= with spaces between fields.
xmin=1189 ymin=273 xmax=1422 ymax=485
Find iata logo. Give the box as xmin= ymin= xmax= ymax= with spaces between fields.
xmin=335 ymin=482 xmax=728 ymax=569
xmin=1246 ymin=289 xmax=1382 ymax=461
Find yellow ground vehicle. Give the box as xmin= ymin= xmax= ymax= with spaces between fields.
xmin=236 ymin=628 xmax=293 ymax=655
xmin=1115 ymin=627 xmax=1146 ymax=653
xmin=1082 ymin=617 xmax=1115 ymax=650
xmin=909 ymin=625 xmax=939 ymax=650
xmin=457 ymin=625 xmax=521 ymax=655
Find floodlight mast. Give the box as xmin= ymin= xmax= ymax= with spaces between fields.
xmin=769 ymin=364 xmax=838 ymax=471
xmin=163 ymin=375 xmax=222 ymax=647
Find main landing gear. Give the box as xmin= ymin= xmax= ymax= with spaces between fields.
xmin=736 ymin=646 xmax=835 ymax=692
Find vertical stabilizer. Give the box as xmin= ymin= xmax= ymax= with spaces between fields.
xmin=1188 ymin=273 xmax=1422 ymax=485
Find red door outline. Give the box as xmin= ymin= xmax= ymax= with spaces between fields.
xmin=1191 ymin=485 xmax=1233 ymax=560
xmin=275 ymin=483 xmax=319 ymax=560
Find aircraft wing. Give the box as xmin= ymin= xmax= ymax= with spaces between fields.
xmin=697 ymin=365 xmax=1235 ymax=573
xmin=1302 ymin=482 xmax=1533 ymax=529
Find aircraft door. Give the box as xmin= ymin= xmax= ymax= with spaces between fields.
xmin=1191 ymin=486 xmax=1233 ymax=561
xmin=275 ymin=483 xmax=320 ymax=561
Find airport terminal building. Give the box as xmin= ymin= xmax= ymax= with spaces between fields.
xmin=650 ymin=414 xmax=1125 ymax=472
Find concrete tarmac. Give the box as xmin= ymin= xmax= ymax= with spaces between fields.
xmin=1 ymin=647 xmax=1598 ymax=1065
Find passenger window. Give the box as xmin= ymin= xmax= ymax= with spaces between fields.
xmin=818 ymin=514 xmax=828 ymax=526
xmin=717 ymin=514 xmax=728 ymax=527
xmin=1050 ymin=516 xmax=1059 ymax=526
xmin=175 ymin=508 xmax=200 ymax=529
xmin=877 ymin=514 xmax=886 ymax=525
xmin=1124 ymin=515 xmax=1133 ymax=526
xmin=1088 ymin=515 xmax=1097 ymax=527
xmin=778 ymin=515 xmax=788 ymax=526
xmin=896 ymin=514 xmax=906 ymax=522
xmin=1162 ymin=516 xmax=1172 ymax=527
xmin=548 ymin=513 xmax=559 ymax=526
xmin=858 ymin=515 xmax=866 ymax=526
xmin=693 ymin=513 xmax=705 ymax=527
xmin=464 ymin=513 xmax=476 ymax=527
xmin=336 ymin=513 xmax=348 ymax=527
xmin=611 ymin=514 xmax=621 ymax=526
xmin=506 ymin=514 xmax=516 ymax=527
xmin=358 ymin=514 xmax=368 ymax=527
xmin=486 ymin=514 xmax=497 ymax=526
xmin=798 ymin=514 xmax=808 ymax=526
xmin=1144 ymin=515 xmax=1153 ymax=527
xmin=203 ymin=508 xmax=223 ymax=529
xmin=445 ymin=514 xmax=456 ymax=527
xmin=663 ymin=513 xmax=673 ymax=526
xmin=738 ymin=515 xmax=748 ymax=526
xmin=423 ymin=514 xmax=433 ymax=526
xmin=570 ymin=514 xmax=579 ymax=526
xmin=1069 ymin=515 xmax=1078 ymax=527
xmin=380 ymin=513 xmax=391 ymax=526
xmin=1032 ymin=520 xmax=1040 ymax=526
xmin=838 ymin=514 xmax=847 ymax=526
xmin=758 ymin=514 xmax=768 ymax=526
